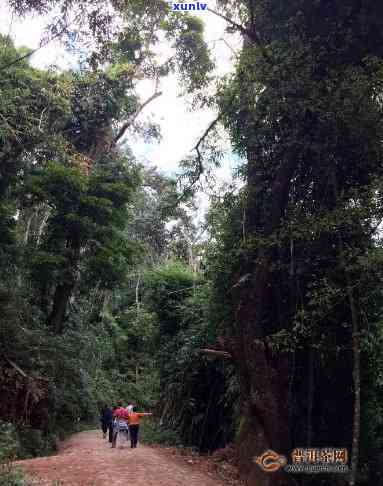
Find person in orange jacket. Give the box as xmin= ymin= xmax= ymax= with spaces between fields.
xmin=127 ymin=405 xmax=152 ymax=448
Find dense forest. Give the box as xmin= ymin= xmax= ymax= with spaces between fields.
xmin=2 ymin=1 xmax=383 ymax=486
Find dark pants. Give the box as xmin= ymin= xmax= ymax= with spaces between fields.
xmin=101 ymin=422 xmax=113 ymax=442
xmin=129 ymin=424 xmax=139 ymax=448
xmin=108 ymin=422 xmax=113 ymax=443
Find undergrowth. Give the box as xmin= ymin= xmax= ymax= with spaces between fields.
xmin=140 ymin=419 xmax=182 ymax=447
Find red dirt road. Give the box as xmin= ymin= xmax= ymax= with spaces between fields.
xmin=17 ymin=430 xmax=226 ymax=486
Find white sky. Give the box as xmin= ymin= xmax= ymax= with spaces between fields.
xmin=0 ymin=1 xmax=243 ymax=221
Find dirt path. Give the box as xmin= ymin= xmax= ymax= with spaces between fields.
xmin=16 ymin=430 xmax=226 ymax=486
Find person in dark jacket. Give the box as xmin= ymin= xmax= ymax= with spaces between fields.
xmin=100 ymin=404 xmax=113 ymax=442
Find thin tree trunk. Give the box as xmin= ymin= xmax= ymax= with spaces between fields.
xmin=332 ymin=172 xmax=360 ymax=486
xmin=187 ymin=240 xmax=195 ymax=272
xmin=36 ymin=206 xmax=50 ymax=245
xmin=199 ymin=380 xmax=216 ymax=450
xmin=307 ymin=347 xmax=314 ymax=447
xmin=242 ymin=206 xmax=246 ymax=244
xmin=135 ymin=273 xmax=141 ymax=313
xmin=23 ymin=211 xmax=33 ymax=245
xmin=347 ymin=274 xmax=361 ymax=486
xmin=337 ymin=238 xmax=360 ymax=486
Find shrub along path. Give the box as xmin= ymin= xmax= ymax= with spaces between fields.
xmin=16 ymin=430 xmax=226 ymax=486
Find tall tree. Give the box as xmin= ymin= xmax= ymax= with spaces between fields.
xmin=211 ymin=1 xmax=383 ymax=485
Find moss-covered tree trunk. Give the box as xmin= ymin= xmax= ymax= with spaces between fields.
xmin=231 ymin=146 xmax=298 ymax=485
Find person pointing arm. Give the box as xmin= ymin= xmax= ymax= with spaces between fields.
xmin=127 ymin=405 xmax=152 ymax=448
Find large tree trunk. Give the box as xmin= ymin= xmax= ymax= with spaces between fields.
xmin=234 ymin=276 xmax=295 ymax=486
xmin=48 ymin=281 xmax=75 ymax=334
xmin=48 ymin=239 xmax=80 ymax=333
xmin=232 ymin=147 xmax=298 ymax=485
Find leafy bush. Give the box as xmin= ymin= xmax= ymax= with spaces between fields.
xmin=0 ymin=464 xmax=41 ymax=486
xmin=140 ymin=419 xmax=182 ymax=447
xmin=17 ymin=429 xmax=58 ymax=459
xmin=0 ymin=421 xmax=19 ymax=462
xmin=0 ymin=422 xmax=39 ymax=486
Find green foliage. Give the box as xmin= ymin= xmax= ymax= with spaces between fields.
xmin=0 ymin=34 xmax=145 ymax=455
xmin=0 ymin=35 xmax=70 ymax=251
xmin=17 ymin=429 xmax=57 ymax=459
xmin=140 ymin=419 xmax=182 ymax=447
xmin=0 ymin=467 xmax=33 ymax=486
xmin=164 ymin=14 xmax=214 ymax=94
xmin=0 ymin=422 xmax=19 ymax=462
xmin=145 ymin=261 xmax=198 ymax=337
xmin=0 ymin=422 xmax=37 ymax=486
xmin=111 ymin=304 xmax=160 ymax=408
xmin=139 ymin=262 xmax=237 ymax=452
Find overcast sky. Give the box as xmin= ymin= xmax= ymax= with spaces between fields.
xmin=0 ymin=1 xmax=242 ymax=221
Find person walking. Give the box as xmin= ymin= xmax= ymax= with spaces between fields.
xmin=99 ymin=404 xmax=113 ymax=441
xmin=112 ymin=402 xmax=130 ymax=448
xmin=127 ymin=405 xmax=152 ymax=448
xmin=124 ymin=402 xmax=134 ymax=440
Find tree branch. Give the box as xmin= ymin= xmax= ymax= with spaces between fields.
xmin=207 ymin=7 xmax=251 ymax=37
xmin=0 ymin=15 xmax=80 ymax=73
xmin=112 ymin=90 xmax=162 ymax=146
xmin=368 ymin=217 xmax=383 ymax=237
xmin=198 ymin=348 xmax=232 ymax=359
xmin=192 ymin=113 xmax=223 ymax=182
xmin=207 ymin=7 xmax=271 ymax=63
xmin=4 ymin=357 xmax=27 ymax=377
xmin=173 ymin=114 xmax=223 ymax=206
xmin=219 ymin=37 xmax=239 ymax=58
xmin=2 ymin=355 xmax=49 ymax=381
